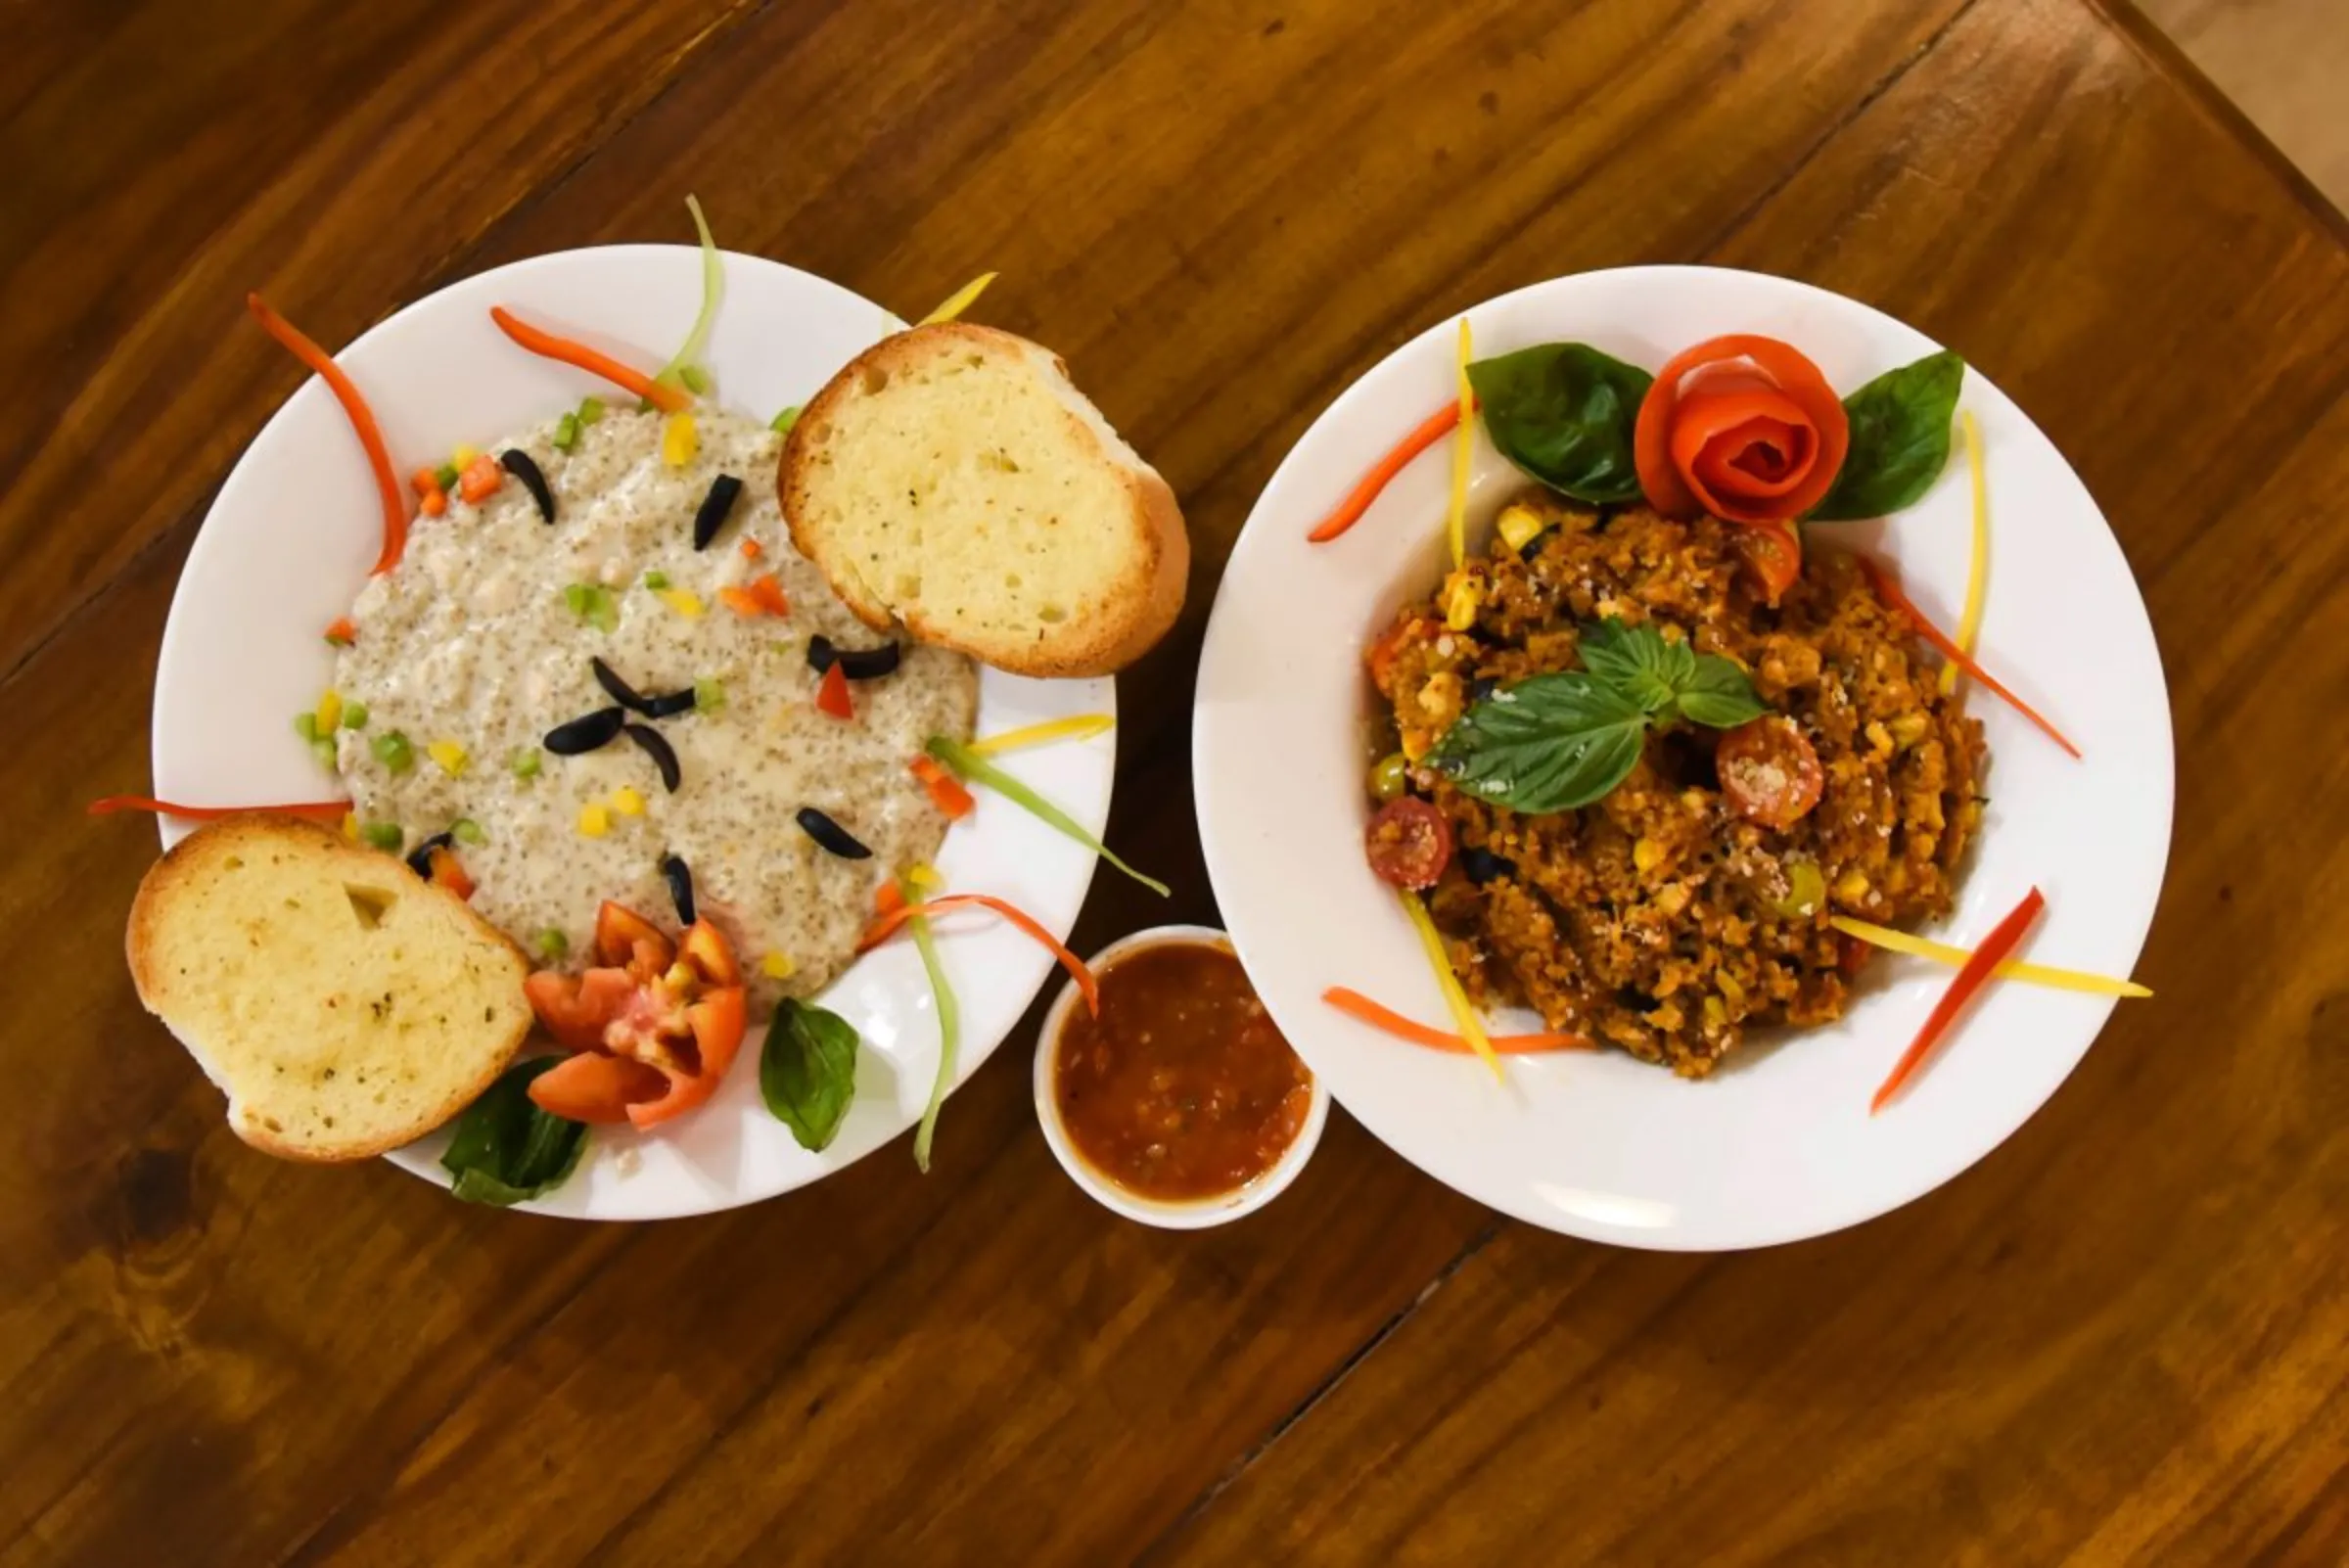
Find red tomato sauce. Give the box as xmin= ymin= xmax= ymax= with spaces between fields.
xmin=1052 ymin=940 xmax=1313 ymax=1202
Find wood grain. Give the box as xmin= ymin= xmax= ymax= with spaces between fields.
xmin=2 ymin=0 xmax=2343 ymax=1563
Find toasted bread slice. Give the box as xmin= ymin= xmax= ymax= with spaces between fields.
xmin=780 ymin=322 xmax=1187 ymax=677
xmin=126 ymin=815 xmax=532 ymax=1161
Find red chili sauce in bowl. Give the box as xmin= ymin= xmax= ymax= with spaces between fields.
xmin=1051 ymin=940 xmax=1313 ymax=1202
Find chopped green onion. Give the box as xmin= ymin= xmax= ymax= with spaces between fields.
xmin=654 ymin=195 xmax=723 ymax=391
xmin=372 ymin=730 xmax=415 ymax=773
xmin=562 ymin=583 xmax=618 ymax=633
xmin=433 ymin=462 xmax=460 ymax=492
xmin=361 ymin=821 xmax=404 ymax=852
xmin=925 ymin=736 xmax=1170 ymax=897
xmin=551 ymin=411 xmax=581 ymax=452
xmin=693 ymin=676 xmax=726 ymax=713
xmin=311 ymin=737 xmax=340 ymax=770
xmin=341 ymin=700 xmax=368 ymax=730
xmin=906 ymin=894 xmax=960 ymax=1173
xmin=577 ymin=396 xmax=605 ymax=427
xmin=534 ymin=928 xmax=570 ymax=960
xmin=293 ymin=711 xmax=319 ymax=743
xmin=643 ymin=570 xmax=671 ymax=590
xmin=451 ymin=817 xmax=486 ymax=846
xmin=770 ymin=405 xmax=801 ymax=436
xmin=511 ymin=749 xmax=543 ymax=780
xmin=679 ymin=364 xmax=713 ymax=395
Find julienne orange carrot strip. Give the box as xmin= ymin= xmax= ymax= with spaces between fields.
xmin=1307 ymin=398 xmax=1471 ymax=543
xmin=1871 ymin=886 xmax=2046 ymax=1113
xmin=323 ymin=616 xmax=357 ymax=646
xmin=89 ymin=796 xmax=351 ymax=824
xmin=907 ymin=756 xmax=977 ymax=819
xmin=1321 ymin=987 xmax=1589 ymax=1054
xmin=1859 ymin=558 xmax=2083 ymax=761
xmin=247 ymin=295 xmax=408 ymax=576
xmin=858 ymin=893 xmax=1099 ymax=1015
xmin=487 ymin=306 xmax=690 ymax=413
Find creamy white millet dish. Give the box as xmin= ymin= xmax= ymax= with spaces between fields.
xmin=334 ymin=405 xmax=977 ymax=1007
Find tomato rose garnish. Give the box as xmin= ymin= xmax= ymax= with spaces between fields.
xmin=1635 ymin=336 xmax=1850 ymax=525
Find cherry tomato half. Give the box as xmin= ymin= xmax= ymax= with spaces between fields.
xmin=1716 ymin=716 xmax=1824 ymax=829
xmin=1365 ymin=796 xmax=1454 ymax=889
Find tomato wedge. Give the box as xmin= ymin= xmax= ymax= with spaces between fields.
xmin=678 ymin=919 xmax=740 ymax=987
xmin=1729 ymin=520 xmax=1802 ymax=606
xmin=595 ymin=900 xmax=675 ymax=976
xmin=627 ymin=987 xmax=748 ymax=1129
xmin=524 ymin=967 xmax=641 ymax=1052
xmin=528 ymin=1051 xmax=670 ymax=1124
xmin=815 ymin=661 xmax=853 ymax=719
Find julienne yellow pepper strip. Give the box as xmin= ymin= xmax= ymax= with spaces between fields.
xmin=966 ymin=714 xmax=1117 ymax=757
xmin=1446 ymin=317 xmax=1474 ymax=571
xmin=1830 ymin=915 xmax=2150 ymax=998
xmin=1940 ymin=410 xmax=1989 ymax=697
xmin=918 ymin=272 xmax=998 ymax=326
xmin=1399 ymin=889 xmax=1502 ymax=1081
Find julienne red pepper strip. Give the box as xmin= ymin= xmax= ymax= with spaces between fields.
xmin=1870 ymin=886 xmax=2047 ymax=1114
xmin=1321 ymin=987 xmax=1589 ymax=1054
xmin=247 ymin=294 xmax=409 ymax=576
xmin=858 ymin=893 xmax=1099 ymax=1016
xmin=488 ymin=306 xmax=690 ymax=413
xmin=1858 ymin=557 xmax=2083 ymax=761
xmin=1307 ymin=398 xmax=1472 ymax=543
xmin=89 ymin=796 xmax=351 ymax=824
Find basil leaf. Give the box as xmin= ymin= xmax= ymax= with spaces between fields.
xmin=1576 ymin=619 xmax=1693 ymax=715
xmin=1812 ymin=350 xmax=1966 ymax=521
xmin=441 ymin=1059 xmax=589 ymax=1208
xmin=760 ymin=998 xmax=860 ymax=1153
xmin=1425 ymin=672 xmax=1650 ymax=814
xmin=1466 ymin=344 xmax=1653 ymax=504
xmin=1677 ymin=656 xmax=1770 ymax=729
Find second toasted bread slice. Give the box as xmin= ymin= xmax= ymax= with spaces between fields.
xmin=779 ymin=322 xmax=1187 ymax=677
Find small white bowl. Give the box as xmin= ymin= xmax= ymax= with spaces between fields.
xmin=1034 ymin=924 xmax=1330 ymax=1229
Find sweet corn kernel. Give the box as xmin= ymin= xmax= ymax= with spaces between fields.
xmin=610 ymin=786 xmax=646 ymax=817
xmin=450 ymin=443 xmax=480 ymax=467
xmin=1444 ymin=574 xmax=1483 ymax=631
xmin=1633 ymin=837 xmax=1666 ymax=873
xmin=314 ymin=689 xmax=343 ymax=732
xmin=427 ymin=739 xmax=469 ymax=777
xmin=1865 ymin=719 xmax=1894 ymax=758
xmin=1717 ymin=971 xmax=1746 ymax=1008
xmin=1655 ymin=884 xmax=1690 ymax=916
xmin=761 ymin=950 xmax=796 ymax=981
xmin=904 ymin=861 xmax=943 ymax=891
xmin=1703 ymin=995 xmax=1728 ymax=1031
xmin=341 ymin=811 xmax=359 ymax=844
xmin=654 ymin=587 xmax=706 ymax=620
xmin=577 ymin=802 xmax=611 ymax=837
xmin=662 ymin=412 xmax=698 ymax=467
xmin=1497 ymin=503 xmax=1547 ymax=553
xmin=1888 ymin=712 xmax=1930 ymax=748
xmin=1833 ymin=868 xmax=1871 ymax=905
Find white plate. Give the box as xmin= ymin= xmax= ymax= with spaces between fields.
xmin=1194 ymin=265 xmax=2172 ymax=1251
xmin=153 ymin=246 xmax=1112 ymax=1220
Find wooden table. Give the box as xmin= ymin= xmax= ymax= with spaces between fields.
xmin=5 ymin=0 xmax=2344 ymax=1562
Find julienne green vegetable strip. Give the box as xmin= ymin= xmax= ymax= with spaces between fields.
xmin=924 ymin=736 xmax=1171 ymax=898
xmin=654 ymin=195 xmax=722 ymax=392
xmin=906 ymin=890 xmax=960 ymax=1173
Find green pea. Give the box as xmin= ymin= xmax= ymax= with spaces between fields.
xmin=340 ymin=701 xmax=368 ymax=730
xmin=1771 ymin=859 xmax=1826 ymax=918
xmin=643 ymin=570 xmax=671 ymax=591
xmin=534 ymin=928 xmax=570 ymax=960
xmin=511 ymin=750 xmax=542 ymax=780
xmin=1368 ymin=752 xmax=1409 ymax=803
xmin=310 ymin=737 xmax=340 ymax=770
xmin=293 ymin=711 xmax=319 ymax=743
xmin=372 ymin=730 xmax=414 ymax=773
xmin=361 ymin=821 xmax=404 ymax=852
xmin=451 ymin=818 xmax=486 ymax=846
xmin=770 ymin=405 xmax=801 ymax=436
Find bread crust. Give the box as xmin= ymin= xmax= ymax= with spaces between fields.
xmin=778 ymin=321 xmax=1187 ymax=678
xmin=126 ymin=814 xmax=531 ymax=1162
